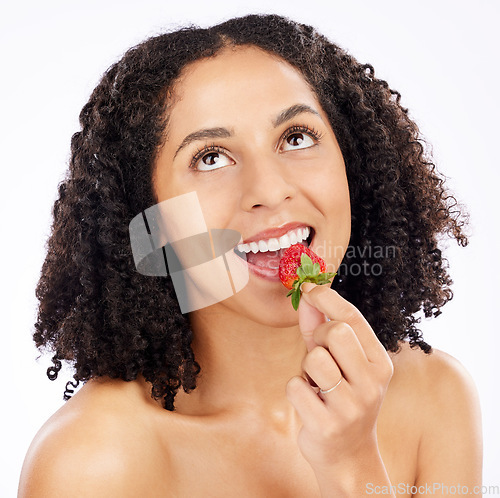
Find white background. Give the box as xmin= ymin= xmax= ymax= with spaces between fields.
xmin=1 ymin=0 xmax=499 ymax=495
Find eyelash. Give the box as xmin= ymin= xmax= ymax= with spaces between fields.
xmin=188 ymin=124 xmax=324 ymax=170
xmin=279 ymin=124 xmax=324 ymax=145
xmin=189 ymin=144 xmax=227 ymax=170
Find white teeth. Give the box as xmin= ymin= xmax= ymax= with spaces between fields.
xmin=236 ymin=227 xmax=312 ymax=254
xmin=268 ymin=238 xmax=280 ymax=251
xmin=278 ymin=233 xmax=290 ymax=248
xmin=237 ymin=243 xmax=250 ymax=253
xmin=258 ymin=240 xmax=269 ymax=252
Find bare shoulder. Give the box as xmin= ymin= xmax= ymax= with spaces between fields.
xmin=390 ymin=341 xmax=480 ymax=399
xmin=18 ymin=377 xmax=171 ymax=497
xmin=388 ymin=341 xmax=482 ymax=483
xmin=384 ymin=341 xmax=481 ymax=417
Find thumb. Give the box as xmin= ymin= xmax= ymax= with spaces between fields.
xmin=298 ymin=284 xmax=327 ymax=352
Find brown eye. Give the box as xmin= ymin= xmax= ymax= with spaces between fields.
xmin=287 ymin=133 xmax=306 ymax=147
xmin=202 ymin=153 xmax=220 ymax=166
xmin=192 ymin=147 xmax=235 ymax=171
xmin=281 ymin=129 xmax=316 ymax=152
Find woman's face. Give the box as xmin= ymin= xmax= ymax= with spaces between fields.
xmin=153 ymin=45 xmax=350 ymax=326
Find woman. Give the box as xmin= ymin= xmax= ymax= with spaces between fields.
xmin=19 ymin=14 xmax=482 ymax=497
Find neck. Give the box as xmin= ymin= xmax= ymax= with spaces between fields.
xmin=173 ymin=304 xmax=307 ymax=424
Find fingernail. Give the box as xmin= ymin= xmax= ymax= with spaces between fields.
xmin=300 ymin=282 xmax=315 ymax=293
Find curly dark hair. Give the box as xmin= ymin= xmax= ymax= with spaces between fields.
xmin=34 ymin=13 xmax=468 ymax=411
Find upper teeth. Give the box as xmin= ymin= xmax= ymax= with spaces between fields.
xmin=237 ymin=227 xmax=310 ymax=254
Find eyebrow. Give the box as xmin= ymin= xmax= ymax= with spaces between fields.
xmin=272 ymin=103 xmax=321 ymax=127
xmin=173 ymin=104 xmax=322 ymax=159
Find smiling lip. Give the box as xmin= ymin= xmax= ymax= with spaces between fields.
xmin=235 ymin=221 xmax=312 ymax=282
xmin=241 ymin=221 xmax=310 ymax=245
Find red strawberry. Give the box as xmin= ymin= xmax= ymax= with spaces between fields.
xmin=278 ymin=245 xmax=325 ymax=289
xmin=279 ymin=244 xmax=336 ymax=310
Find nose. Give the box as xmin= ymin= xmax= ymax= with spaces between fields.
xmin=239 ymin=156 xmax=297 ymax=211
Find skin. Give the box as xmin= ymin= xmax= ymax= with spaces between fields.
xmin=18 ymin=46 xmax=482 ymax=497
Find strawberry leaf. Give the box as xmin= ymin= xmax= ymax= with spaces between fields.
xmin=282 ymin=247 xmax=337 ymax=311
xmin=287 ymin=272 xmax=337 ymax=310
xmin=315 ymin=272 xmax=336 ymax=284
xmin=302 ymin=264 xmax=313 ymax=275
xmin=300 ymin=254 xmax=314 ymax=275
xmin=300 ymin=254 xmax=313 ymax=266
xmin=312 ymin=263 xmax=320 ymax=276
xmin=291 ymin=287 xmax=301 ymax=311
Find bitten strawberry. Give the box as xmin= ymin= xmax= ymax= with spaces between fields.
xmin=278 ymin=244 xmax=336 ymax=310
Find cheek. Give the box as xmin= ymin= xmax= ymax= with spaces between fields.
xmin=330 ymin=175 xmax=350 ymax=220
xmin=313 ymin=167 xmax=351 ymax=267
xmin=155 ymin=164 xmax=236 ymax=229
xmin=153 ymin=166 xmax=189 ymax=202
xmin=328 ymin=172 xmax=351 ymax=236
xmin=307 ymin=156 xmax=350 ymax=218
xmin=195 ymin=188 xmax=237 ymax=230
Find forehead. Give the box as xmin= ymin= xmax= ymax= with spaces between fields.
xmin=166 ymin=46 xmax=323 ymax=132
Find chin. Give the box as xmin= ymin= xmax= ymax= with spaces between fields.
xmin=218 ymin=285 xmax=300 ymax=329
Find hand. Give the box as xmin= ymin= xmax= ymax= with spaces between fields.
xmin=285 ymin=282 xmax=394 ymax=476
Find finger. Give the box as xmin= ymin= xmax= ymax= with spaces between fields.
xmin=298 ymin=291 xmax=328 ymax=352
xmin=311 ymin=320 xmax=369 ymax=384
xmin=302 ymin=346 xmax=345 ymax=408
xmin=300 ymin=283 xmax=387 ymax=363
xmin=286 ymin=376 xmax=329 ymax=430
